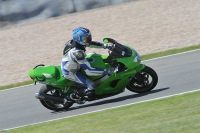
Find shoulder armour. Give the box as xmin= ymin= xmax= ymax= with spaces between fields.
xmin=73 ymin=51 xmax=85 ymax=60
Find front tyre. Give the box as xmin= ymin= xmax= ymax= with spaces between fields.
xmin=126 ymin=66 xmax=158 ymax=93
xmin=39 ymin=85 xmax=74 ymax=111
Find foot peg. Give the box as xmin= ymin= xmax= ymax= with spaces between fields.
xmin=69 ymin=94 xmax=86 ymax=104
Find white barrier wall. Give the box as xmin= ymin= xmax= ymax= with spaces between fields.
xmin=0 ymin=0 xmax=133 ymax=27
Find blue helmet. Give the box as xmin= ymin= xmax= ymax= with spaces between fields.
xmin=72 ymin=27 xmax=92 ymax=46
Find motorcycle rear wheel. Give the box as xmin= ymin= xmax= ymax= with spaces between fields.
xmin=126 ymin=66 xmax=158 ymax=93
xmin=39 ymin=85 xmax=74 ymax=111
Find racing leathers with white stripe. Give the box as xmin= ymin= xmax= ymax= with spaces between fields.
xmin=61 ymin=40 xmax=108 ymax=91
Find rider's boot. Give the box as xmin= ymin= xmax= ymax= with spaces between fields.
xmin=68 ymin=93 xmax=86 ymax=104
xmin=69 ymin=93 xmax=79 ymax=101
xmin=84 ymin=88 xmax=95 ymax=99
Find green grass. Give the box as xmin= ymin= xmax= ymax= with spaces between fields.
xmin=4 ymin=90 xmax=200 ymax=133
xmin=0 ymin=80 xmax=34 ymax=91
xmin=1 ymin=44 xmax=200 ymax=91
xmin=141 ymin=44 xmax=200 ymax=60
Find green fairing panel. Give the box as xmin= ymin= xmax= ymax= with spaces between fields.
xmin=55 ymin=66 xmax=75 ymax=86
xmin=29 ymin=66 xmax=75 ymax=91
xmin=95 ymin=76 xmax=130 ymax=95
xmin=95 ymin=66 xmax=137 ymax=95
xmin=85 ymin=53 xmax=109 ymax=69
xmin=34 ymin=66 xmax=57 ymax=80
xmin=83 ymin=53 xmax=110 ymax=80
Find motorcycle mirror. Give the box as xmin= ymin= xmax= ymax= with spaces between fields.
xmin=103 ymin=38 xmax=109 ymax=43
xmin=103 ymin=38 xmax=117 ymax=44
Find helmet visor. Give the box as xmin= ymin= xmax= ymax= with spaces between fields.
xmin=81 ymin=35 xmax=91 ymax=45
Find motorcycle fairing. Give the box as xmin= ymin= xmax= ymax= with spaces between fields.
xmin=28 ymin=45 xmax=145 ymax=96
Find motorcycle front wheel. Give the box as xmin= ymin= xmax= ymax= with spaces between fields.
xmin=126 ymin=66 xmax=158 ymax=93
xmin=39 ymin=85 xmax=74 ymax=111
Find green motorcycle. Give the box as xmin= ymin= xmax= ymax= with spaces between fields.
xmin=28 ymin=38 xmax=158 ymax=111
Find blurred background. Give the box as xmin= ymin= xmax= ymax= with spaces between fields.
xmin=0 ymin=0 xmax=134 ymax=28
xmin=1 ymin=0 xmax=200 ymax=86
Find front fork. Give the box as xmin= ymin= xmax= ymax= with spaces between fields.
xmin=131 ymin=64 xmax=146 ymax=86
xmin=128 ymin=63 xmax=145 ymax=81
xmin=135 ymin=64 xmax=146 ymax=73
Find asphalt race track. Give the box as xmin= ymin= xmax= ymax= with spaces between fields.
xmin=1 ymin=50 xmax=200 ymax=131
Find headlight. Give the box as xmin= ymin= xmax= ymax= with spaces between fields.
xmin=134 ymin=51 xmax=141 ymax=62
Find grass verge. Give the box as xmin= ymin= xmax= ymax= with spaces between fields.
xmin=140 ymin=44 xmax=200 ymax=60
xmin=0 ymin=80 xmax=34 ymax=91
xmin=4 ymin=90 xmax=200 ymax=133
xmin=1 ymin=44 xmax=200 ymax=91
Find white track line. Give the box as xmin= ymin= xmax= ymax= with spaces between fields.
xmin=2 ymin=88 xmax=200 ymax=131
xmin=143 ymin=48 xmax=200 ymax=62
xmin=1 ymin=48 xmax=200 ymax=92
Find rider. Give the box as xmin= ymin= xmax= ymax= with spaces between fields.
xmin=61 ymin=27 xmax=112 ymax=101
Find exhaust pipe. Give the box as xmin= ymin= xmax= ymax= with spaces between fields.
xmin=35 ymin=93 xmax=66 ymax=103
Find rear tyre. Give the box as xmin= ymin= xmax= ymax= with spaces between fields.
xmin=39 ymin=85 xmax=74 ymax=111
xmin=126 ymin=66 xmax=158 ymax=93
